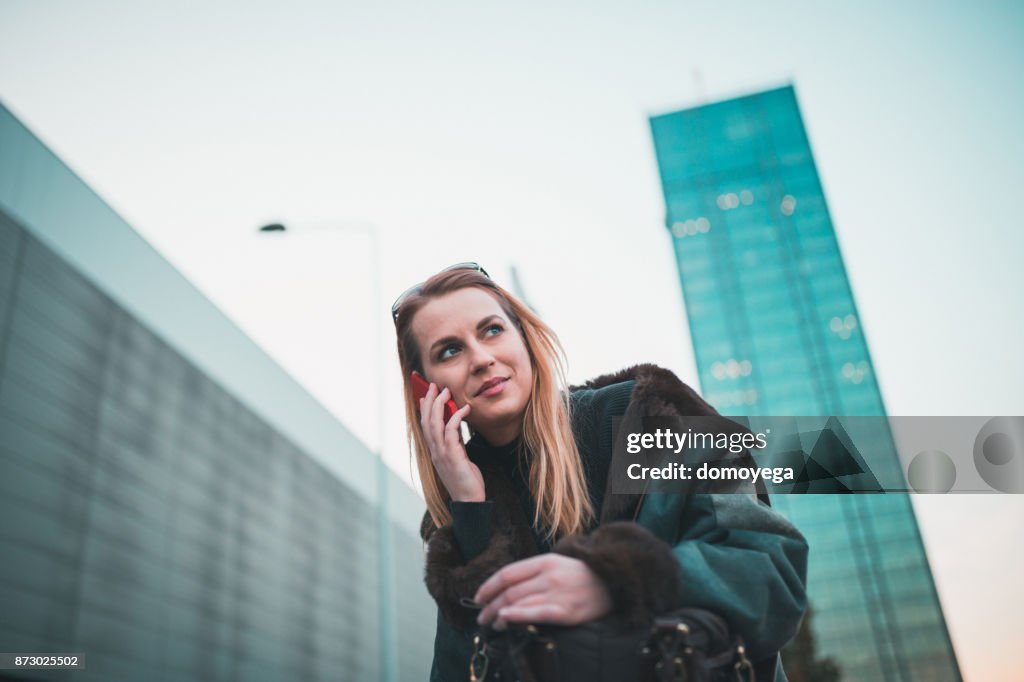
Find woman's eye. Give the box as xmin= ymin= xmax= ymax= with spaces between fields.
xmin=438 ymin=344 xmax=460 ymax=360
xmin=485 ymin=324 xmax=503 ymax=336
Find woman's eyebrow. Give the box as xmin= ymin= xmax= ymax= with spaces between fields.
xmin=429 ymin=315 xmax=504 ymax=353
xmin=475 ymin=314 xmax=503 ymax=330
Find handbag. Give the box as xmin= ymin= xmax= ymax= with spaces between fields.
xmin=465 ymin=464 xmax=759 ymax=682
xmin=467 ymin=606 xmax=755 ymax=682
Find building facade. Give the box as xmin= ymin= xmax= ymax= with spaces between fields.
xmin=0 ymin=102 xmax=434 ymax=681
xmin=650 ymin=86 xmax=961 ymax=680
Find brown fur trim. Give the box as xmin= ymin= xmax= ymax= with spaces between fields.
xmin=572 ymin=363 xmax=717 ymax=418
xmin=583 ymin=364 xmax=724 ymax=524
xmin=421 ymin=467 xmax=540 ymax=629
xmin=420 ymin=509 xmax=436 ymax=542
xmin=553 ymin=522 xmax=682 ymax=628
xmin=578 ymin=363 xmax=769 ymax=515
xmin=423 ymin=523 xmax=521 ymax=630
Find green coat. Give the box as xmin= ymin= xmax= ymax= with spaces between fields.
xmin=421 ymin=364 xmax=808 ymax=681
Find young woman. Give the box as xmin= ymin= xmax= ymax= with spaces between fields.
xmin=392 ymin=264 xmax=808 ymax=681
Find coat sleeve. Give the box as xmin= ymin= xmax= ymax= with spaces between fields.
xmin=555 ymin=492 xmax=807 ymax=660
xmin=585 ymin=365 xmax=808 ymax=660
xmin=420 ymin=511 xmax=514 ymax=630
xmin=641 ymin=491 xmax=809 ymax=661
xmin=552 ymin=522 xmax=684 ymax=627
xmin=450 ymin=501 xmax=496 ymax=560
xmin=421 ymin=495 xmax=540 ymax=630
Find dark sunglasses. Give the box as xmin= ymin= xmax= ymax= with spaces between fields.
xmin=391 ymin=262 xmax=491 ymax=324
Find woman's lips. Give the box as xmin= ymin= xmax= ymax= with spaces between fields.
xmin=478 ymin=378 xmax=508 ymax=397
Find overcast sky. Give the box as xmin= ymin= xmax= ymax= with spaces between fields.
xmin=2 ymin=1 xmax=1022 ymax=679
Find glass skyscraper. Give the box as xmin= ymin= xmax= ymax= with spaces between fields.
xmin=650 ymin=86 xmax=961 ymax=680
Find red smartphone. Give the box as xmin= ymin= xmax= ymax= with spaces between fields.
xmin=411 ymin=371 xmax=458 ymax=423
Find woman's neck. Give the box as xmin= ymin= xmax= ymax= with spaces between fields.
xmin=475 ymin=421 xmax=522 ymax=448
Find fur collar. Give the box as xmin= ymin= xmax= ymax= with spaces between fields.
xmin=574 ymin=363 xmax=721 ymax=524
xmin=572 ymin=362 xmax=717 ymax=417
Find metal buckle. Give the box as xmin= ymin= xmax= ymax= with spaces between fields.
xmin=733 ymin=644 xmax=755 ymax=682
xmin=469 ymin=634 xmax=490 ymax=682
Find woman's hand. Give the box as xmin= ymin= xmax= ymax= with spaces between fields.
xmin=420 ymin=382 xmax=484 ymax=502
xmin=473 ymin=554 xmax=613 ymax=630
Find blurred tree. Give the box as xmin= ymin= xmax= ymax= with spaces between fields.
xmin=781 ymin=603 xmax=842 ymax=682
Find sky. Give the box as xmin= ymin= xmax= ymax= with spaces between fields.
xmin=1 ymin=1 xmax=1022 ymax=679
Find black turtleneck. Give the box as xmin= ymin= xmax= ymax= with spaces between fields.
xmin=449 ymin=433 xmax=550 ymax=559
xmin=448 ymin=381 xmax=635 ymax=561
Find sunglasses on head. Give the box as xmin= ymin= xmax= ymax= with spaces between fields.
xmin=391 ymin=262 xmax=491 ymax=324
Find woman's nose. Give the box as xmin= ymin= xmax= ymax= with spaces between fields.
xmin=467 ymin=341 xmax=496 ymax=371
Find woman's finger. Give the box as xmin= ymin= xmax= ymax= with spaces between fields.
xmin=419 ymin=383 xmax=437 ymax=436
xmin=444 ymin=403 xmax=471 ymax=443
xmin=476 ymin=592 xmax=507 ymax=626
xmin=476 ymin=574 xmax=548 ymax=625
xmin=502 ymin=593 xmax=548 ymax=609
xmin=474 ymin=555 xmax=549 ymax=604
xmin=423 ymin=384 xmax=448 ymax=446
xmin=428 ymin=386 xmax=450 ymax=439
xmin=495 ymin=602 xmax=568 ymax=630
xmin=497 ymin=574 xmax=549 ymax=609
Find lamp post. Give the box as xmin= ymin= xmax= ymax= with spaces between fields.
xmin=257 ymin=222 xmax=396 ymax=682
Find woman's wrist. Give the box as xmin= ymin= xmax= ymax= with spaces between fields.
xmin=447 ymin=473 xmax=486 ymax=502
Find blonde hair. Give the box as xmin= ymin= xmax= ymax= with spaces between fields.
xmin=394 ymin=268 xmax=593 ymax=541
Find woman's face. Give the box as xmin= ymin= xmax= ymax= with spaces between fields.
xmin=412 ymin=287 xmax=533 ymax=445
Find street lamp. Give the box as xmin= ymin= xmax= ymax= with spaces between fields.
xmin=257 ymin=221 xmax=396 ymax=682
xmin=256 ymin=221 xmax=384 ymax=450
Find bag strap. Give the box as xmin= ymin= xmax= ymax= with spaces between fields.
xmin=631 ymin=472 xmax=653 ymax=522
xmin=651 ymin=618 xmax=756 ymax=682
